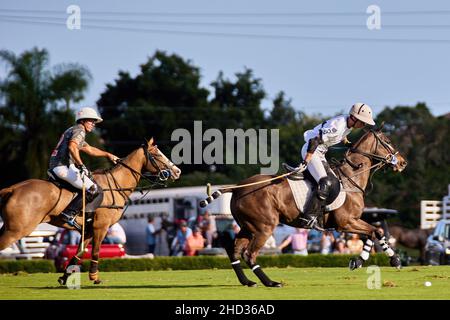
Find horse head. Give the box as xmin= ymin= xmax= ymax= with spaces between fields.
xmin=143 ymin=137 xmax=181 ymax=181
xmin=351 ymin=127 xmax=407 ymax=173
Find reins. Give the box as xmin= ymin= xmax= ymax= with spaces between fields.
xmin=98 ymin=145 xmax=171 ymax=209
xmin=334 ymin=130 xmax=398 ymax=194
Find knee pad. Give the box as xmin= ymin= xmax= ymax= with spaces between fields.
xmin=86 ymin=184 xmax=99 ymax=202
xmin=317 ymin=177 xmax=332 ymax=200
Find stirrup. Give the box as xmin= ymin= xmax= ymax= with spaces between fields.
xmin=61 ymin=212 xmax=81 ymax=231
xmin=299 ymin=216 xmax=326 ymax=232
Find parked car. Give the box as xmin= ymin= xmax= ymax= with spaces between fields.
xmin=45 ymin=229 xmax=126 ymax=271
xmin=424 ymin=219 xmax=450 ymax=265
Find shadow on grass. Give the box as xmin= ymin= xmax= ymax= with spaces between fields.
xmin=28 ymin=284 xmax=239 ymax=290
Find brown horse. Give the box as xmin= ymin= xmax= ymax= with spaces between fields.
xmin=0 ymin=138 xmax=181 ymax=284
xmin=201 ymin=128 xmax=407 ymax=287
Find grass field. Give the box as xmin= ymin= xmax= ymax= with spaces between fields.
xmin=0 ymin=266 xmax=449 ymax=300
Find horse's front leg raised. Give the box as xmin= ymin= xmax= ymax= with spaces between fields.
xmin=58 ymin=233 xmax=92 ymax=286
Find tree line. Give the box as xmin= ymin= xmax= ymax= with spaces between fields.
xmin=1 ymin=47 xmax=448 ymax=227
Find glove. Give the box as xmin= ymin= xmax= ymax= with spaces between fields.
xmin=295 ymin=161 xmax=308 ymax=173
xmin=76 ymin=164 xmax=90 ymax=177
xmin=343 ymin=138 xmax=353 ymax=148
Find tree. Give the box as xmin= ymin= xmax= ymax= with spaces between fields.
xmin=367 ymin=103 xmax=450 ymax=227
xmin=0 ymin=47 xmax=92 ymax=185
xmin=97 ymin=50 xmax=210 ymax=158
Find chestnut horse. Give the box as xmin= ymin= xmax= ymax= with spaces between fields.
xmin=0 ymin=138 xmax=181 ymax=284
xmin=201 ymin=128 xmax=407 ymax=287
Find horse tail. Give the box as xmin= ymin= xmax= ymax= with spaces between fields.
xmin=199 ymin=187 xmax=233 ymax=208
xmin=0 ymin=188 xmax=13 ymax=218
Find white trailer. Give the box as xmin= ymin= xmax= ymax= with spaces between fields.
xmin=120 ymin=185 xmax=233 ymax=255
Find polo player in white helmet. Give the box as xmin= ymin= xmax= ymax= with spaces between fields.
xmin=286 ymin=103 xmax=376 ymax=231
xmin=48 ymin=107 xmax=120 ymax=230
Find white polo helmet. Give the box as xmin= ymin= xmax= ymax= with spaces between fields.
xmin=349 ymin=103 xmax=375 ymax=126
xmin=75 ymin=107 xmax=103 ymax=124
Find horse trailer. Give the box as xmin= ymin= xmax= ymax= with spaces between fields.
xmin=120 ymin=185 xmax=233 ymax=255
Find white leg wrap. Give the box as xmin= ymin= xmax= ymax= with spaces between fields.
xmin=360 ymin=250 xmax=370 ymax=261
xmin=231 ymin=260 xmax=241 ymax=265
xmin=385 ymin=248 xmax=395 ymax=257
xmin=251 ymin=265 xmax=261 ymax=271
xmin=379 ymin=237 xmax=395 ymax=257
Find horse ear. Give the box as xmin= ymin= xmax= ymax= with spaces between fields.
xmin=148 ymin=137 xmax=154 ymax=146
xmin=377 ymin=121 xmax=385 ymax=132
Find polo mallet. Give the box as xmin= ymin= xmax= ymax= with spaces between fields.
xmin=206 ymin=183 xmax=212 ymax=197
xmin=81 ymin=172 xmax=86 ymax=253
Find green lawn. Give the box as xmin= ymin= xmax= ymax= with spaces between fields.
xmin=0 ymin=266 xmax=449 ymax=300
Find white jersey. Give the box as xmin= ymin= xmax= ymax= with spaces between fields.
xmin=303 ymin=115 xmax=352 ymax=153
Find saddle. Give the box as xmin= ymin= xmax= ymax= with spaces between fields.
xmin=282 ymin=162 xmax=346 ymax=223
xmin=47 ymin=170 xmax=104 ymax=215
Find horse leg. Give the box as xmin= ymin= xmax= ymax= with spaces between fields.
xmin=337 ymin=218 xmax=378 ymax=271
xmin=58 ymin=234 xmax=93 ymax=286
xmin=226 ymin=229 xmax=257 ymax=287
xmin=242 ymin=231 xmax=282 ymax=288
xmin=373 ymin=228 xmax=401 ymax=269
xmin=0 ymin=227 xmax=23 ymax=251
xmin=88 ymin=226 xmax=109 ymax=284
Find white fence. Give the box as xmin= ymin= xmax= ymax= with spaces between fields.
xmin=420 ymin=200 xmax=443 ymax=229
xmin=420 ymin=184 xmax=450 ymax=229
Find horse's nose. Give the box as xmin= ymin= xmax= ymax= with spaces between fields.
xmin=173 ymin=168 xmax=181 ymax=179
xmin=398 ymin=160 xmax=407 ymax=171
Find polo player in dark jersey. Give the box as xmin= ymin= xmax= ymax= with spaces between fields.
xmin=48 ymin=107 xmax=119 ymax=230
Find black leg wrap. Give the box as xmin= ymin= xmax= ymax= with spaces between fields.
xmin=252 ymin=265 xmax=282 ymax=287
xmin=231 ymin=261 xmax=256 ymax=287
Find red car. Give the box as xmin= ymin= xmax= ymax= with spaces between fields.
xmin=45 ymin=229 xmax=126 ymax=271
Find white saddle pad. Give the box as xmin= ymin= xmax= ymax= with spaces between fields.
xmin=286 ymin=178 xmax=346 ymax=212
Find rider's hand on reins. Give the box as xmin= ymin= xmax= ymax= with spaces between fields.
xmin=107 ymin=153 xmax=120 ymax=164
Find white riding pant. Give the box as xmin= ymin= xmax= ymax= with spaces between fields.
xmin=301 ymin=143 xmax=328 ymax=183
xmin=52 ymin=164 xmax=95 ymax=190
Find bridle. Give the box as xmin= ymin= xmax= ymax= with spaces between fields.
xmin=348 ymin=130 xmax=399 ymax=168
xmin=117 ymin=144 xmax=173 ymax=183
xmin=98 ymin=144 xmax=175 ymax=210
xmin=336 ymin=130 xmax=400 ymax=194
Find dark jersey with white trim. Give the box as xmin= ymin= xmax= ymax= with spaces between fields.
xmin=49 ymin=124 xmax=87 ymax=169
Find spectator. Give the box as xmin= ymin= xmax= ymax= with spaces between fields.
xmin=171 ymin=220 xmax=192 ymax=256
xmin=333 ymin=233 xmax=350 ymax=254
xmin=159 ymin=213 xmax=175 ymax=256
xmin=346 ymin=233 xmax=364 ymax=254
xmin=199 ymin=211 xmax=215 ymax=248
xmin=263 ymin=235 xmax=277 ymax=250
xmin=320 ymin=231 xmax=335 ymax=254
xmin=146 ymin=217 xmax=157 ymax=254
xmin=219 ymin=221 xmax=239 ymax=251
xmin=278 ymin=228 xmax=309 ymax=256
xmin=185 ymin=226 xmax=206 ymax=256
xmin=67 ymin=230 xmax=81 ymax=245
xmin=106 ymin=222 xmax=126 ymax=245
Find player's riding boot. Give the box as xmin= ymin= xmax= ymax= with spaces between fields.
xmin=301 ymin=176 xmax=332 ymax=231
xmin=61 ymin=185 xmax=98 ymax=232
xmin=301 ymin=196 xmax=326 ymax=232
xmin=61 ymin=193 xmax=83 ymax=232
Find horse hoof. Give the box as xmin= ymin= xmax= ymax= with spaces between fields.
xmin=349 ymin=257 xmax=363 ymax=271
xmin=58 ymin=276 xmax=67 ymax=286
xmin=246 ymin=281 xmax=258 ymax=287
xmin=390 ymin=256 xmax=402 ymax=269
xmin=269 ymin=281 xmax=283 ymax=288
xmin=93 ymin=279 xmax=102 ymax=285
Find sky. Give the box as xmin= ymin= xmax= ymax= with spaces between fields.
xmin=1 ymin=0 xmax=450 ymax=117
